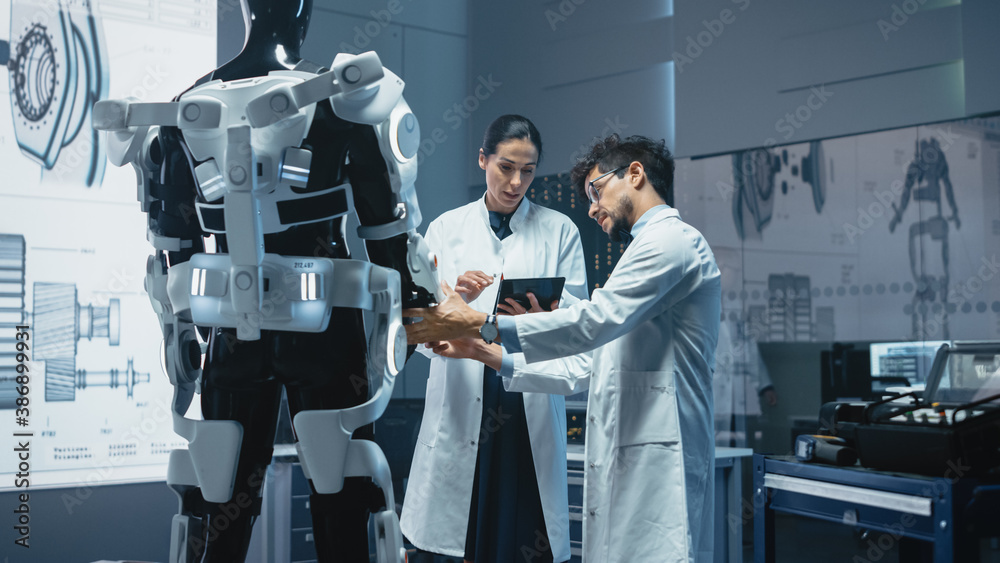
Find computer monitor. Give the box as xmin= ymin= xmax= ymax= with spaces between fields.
xmin=869 ymin=340 xmax=951 ymax=386
xmin=923 ymin=342 xmax=1000 ymax=405
xmin=821 ymin=343 xmax=872 ymax=403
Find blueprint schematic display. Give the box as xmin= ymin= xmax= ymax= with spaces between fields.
xmin=676 ymin=117 xmax=1000 ymax=344
xmin=0 ymin=0 xmax=216 ymax=489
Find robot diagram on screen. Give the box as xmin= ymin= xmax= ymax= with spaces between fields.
xmin=730 ymin=141 xmax=826 ymax=240
xmin=0 ymin=234 xmax=149 ymax=410
xmin=0 ymin=0 xmax=109 ymax=187
xmin=889 ymin=137 xmax=960 ymax=340
xmin=92 ymin=1 xmax=440 ymax=561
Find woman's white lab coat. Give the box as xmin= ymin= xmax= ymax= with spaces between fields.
xmin=400 ymin=196 xmax=588 ymax=561
xmin=504 ymin=207 xmax=721 ymax=562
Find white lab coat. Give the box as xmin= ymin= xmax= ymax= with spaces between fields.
xmin=400 ymin=196 xmax=588 ymax=561
xmin=504 ymin=207 xmax=721 ymax=563
xmin=713 ymin=320 xmax=772 ymax=441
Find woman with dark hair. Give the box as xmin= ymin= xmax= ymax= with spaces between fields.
xmin=400 ymin=115 xmax=587 ymax=562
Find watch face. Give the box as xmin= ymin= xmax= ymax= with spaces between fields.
xmin=480 ymin=321 xmax=499 ymax=342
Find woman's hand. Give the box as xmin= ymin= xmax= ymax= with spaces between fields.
xmin=454 ymin=270 xmax=494 ymax=303
xmin=496 ymin=292 xmax=559 ymax=316
xmin=427 ymin=338 xmax=483 ymax=360
xmin=427 ymin=337 xmax=503 ymax=371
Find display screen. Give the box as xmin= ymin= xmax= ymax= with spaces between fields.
xmin=0 ymin=0 xmax=216 ymax=490
xmin=869 ymin=340 xmax=951 ymax=385
xmin=926 ymin=345 xmax=1000 ymax=405
xmin=493 ymin=277 xmax=566 ymax=314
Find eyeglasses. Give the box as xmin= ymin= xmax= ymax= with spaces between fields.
xmin=586 ymin=166 xmax=626 ymax=204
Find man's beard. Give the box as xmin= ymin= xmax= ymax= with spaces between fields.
xmin=607 ymin=195 xmax=634 ymax=242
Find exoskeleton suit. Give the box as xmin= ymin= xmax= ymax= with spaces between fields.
xmin=92 ymin=1 xmax=439 ymax=561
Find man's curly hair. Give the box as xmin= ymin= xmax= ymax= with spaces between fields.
xmin=569 ymin=134 xmax=675 ymax=207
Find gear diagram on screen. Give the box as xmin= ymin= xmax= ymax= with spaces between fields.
xmin=1 ymin=0 xmax=110 ymax=187
xmin=0 ymin=234 xmax=149 ymax=410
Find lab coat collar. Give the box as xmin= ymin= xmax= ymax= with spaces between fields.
xmin=477 ymin=194 xmax=531 ymax=234
xmin=630 ymin=204 xmax=678 ymax=238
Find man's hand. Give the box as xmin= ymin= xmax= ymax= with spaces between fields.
xmin=454 ymin=270 xmax=494 ymax=303
xmin=404 ymin=282 xmax=486 ymax=344
xmin=496 ymin=292 xmax=559 ymax=316
xmin=760 ymin=387 xmax=778 ymax=408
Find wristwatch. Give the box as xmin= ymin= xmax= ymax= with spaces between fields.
xmin=479 ymin=314 xmax=499 ymax=344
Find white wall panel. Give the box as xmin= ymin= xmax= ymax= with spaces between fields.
xmin=399 ymin=27 xmax=470 ymax=226
xmin=776 ymin=5 xmax=962 ymax=93
xmin=675 ymin=0 xmax=1000 ymax=158
xmin=470 ymin=0 xmax=675 ymax=177
xmin=962 ymin=0 xmax=1000 ymax=116
xmin=314 ymin=0 xmax=467 ymax=36
xmin=305 ymin=8 xmax=405 ymax=72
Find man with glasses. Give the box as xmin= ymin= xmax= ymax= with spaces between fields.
xmin=405 ymin=134 xmax=721 ymax=562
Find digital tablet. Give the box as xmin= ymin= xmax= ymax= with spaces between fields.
xmin=493 ymin=277 xmax=565 ymax=314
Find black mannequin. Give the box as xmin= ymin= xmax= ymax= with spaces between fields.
xmin=225 ymin=0 xmax=312 ymax=74
xmin=149 ymin=1 xmax=429 ymax=560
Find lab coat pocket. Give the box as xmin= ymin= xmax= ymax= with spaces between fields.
xmin=417 ymin=371 xmax=445 ymax=447
xmin=616 ymin=370 xmax=680 ymax=447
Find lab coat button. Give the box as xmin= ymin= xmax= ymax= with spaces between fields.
xmin=589 ymin=415 xmax=595 ymax=422
xmin=589 ymin=510 xmax=596 ymax=516
xmin=589 ymin=463 xmax=596 ymax=468
xmin=470 ymin=440 xmax=476 ymax=446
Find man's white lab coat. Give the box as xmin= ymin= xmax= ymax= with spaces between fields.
xmin=400 ymin=196 xmax=588 ymax=561
xmin=503 ymin=207 xmax=721 ymax=562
